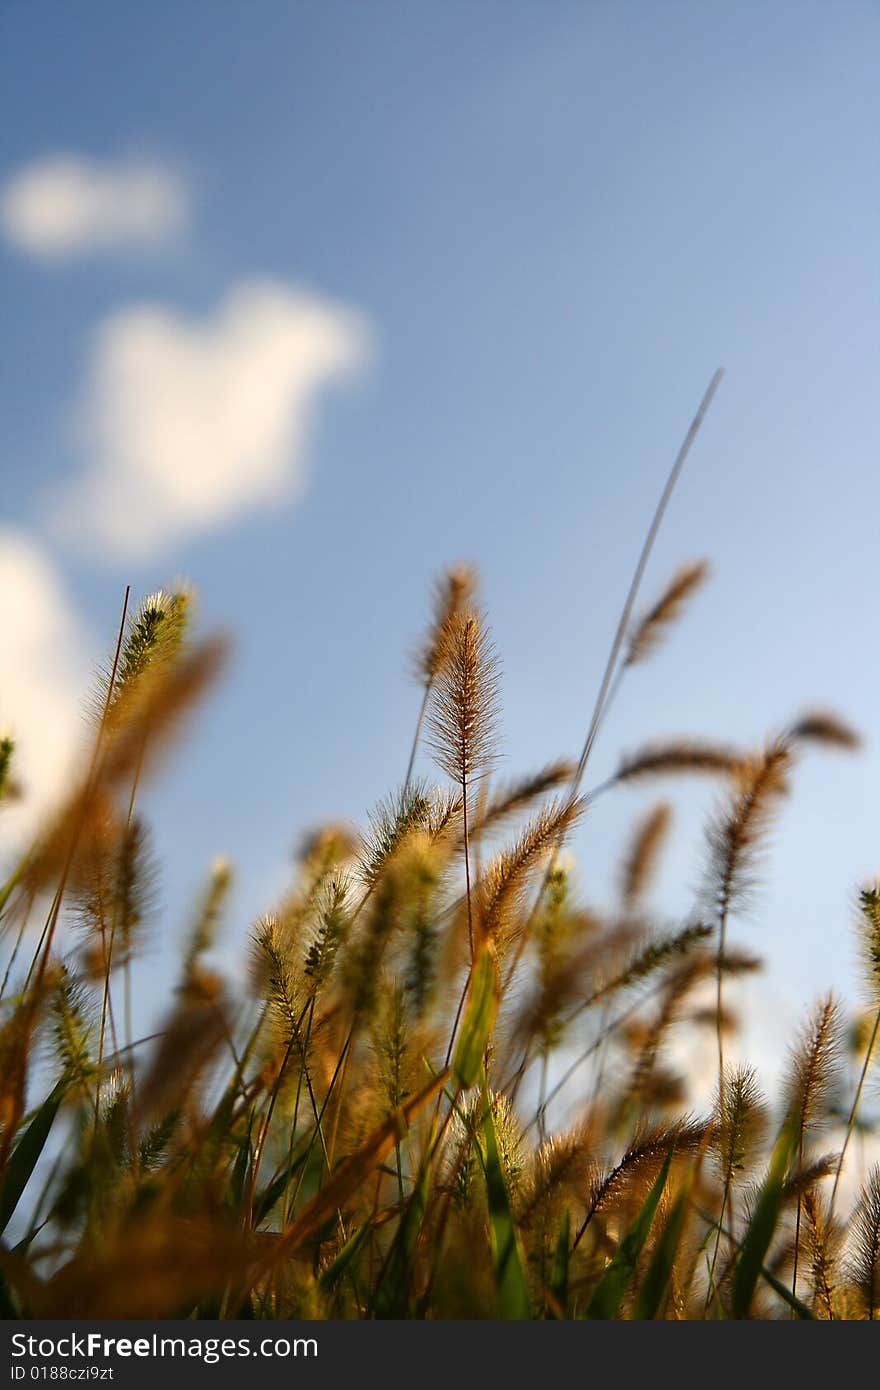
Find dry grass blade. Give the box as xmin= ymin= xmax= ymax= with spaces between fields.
xmin=136 ymin=970 xmax=229 ymax=1123
xmin=34 ymin=1218 xmax=258 ymax=1319
xmin=0 ymin=992 xmax=45 ymax=1157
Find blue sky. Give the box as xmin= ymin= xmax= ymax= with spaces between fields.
xmin=1 ymin=1 xmax=878 ymax=1084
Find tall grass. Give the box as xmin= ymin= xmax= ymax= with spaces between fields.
xmin=1 ymin=400 xmax=878 ymax=1320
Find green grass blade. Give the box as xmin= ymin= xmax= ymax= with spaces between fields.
xmin=453 ymin=947 xmax=498 ymax=1091
xmin=372 ymin=1148 xmax=433 ymax=1317
xmin=548 ymin=1207 xmax=571 ymax=1316
xmin=229 ymin=1120 xmax=253 ymax=1209
xmin=585 ymin=1147 xmax=672 ymax=1319
xmin=731 ymin=1114 xmax=798 ymax=1319
xmin=632 ymin=1161 xmax=695 ymax=1319
xmin=478 ymin=1089 xmax=532 ymax=1319
xmin=252 ymin=1146 xmax=309 ymax=1225
xmin=760 ymin=1265 xmax=815 ymax=1319
xmin=0 ymin=1080 xmax=66 ymax=1235
xmin=319 ymin=1222 xmax=373 ymax=1293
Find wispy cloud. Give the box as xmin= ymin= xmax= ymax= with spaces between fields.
xmin=0 ymin=529 xmax=89 ymax=851
xmin=51 ymin=280 xmax=372 ymax=562
xmin=0 ymin=153 xmax=190 ymax=260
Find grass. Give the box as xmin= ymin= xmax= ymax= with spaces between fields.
xmin=1 ymin=385 xmax=879 ymax=1320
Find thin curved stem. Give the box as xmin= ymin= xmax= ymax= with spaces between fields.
xmin=403 ymin=683 xmax=432 ymax=793
xmin=502 ymin=370 xmax=724 ymax=998
xmin=829 ymin=1006 xmax=880 ymax=1217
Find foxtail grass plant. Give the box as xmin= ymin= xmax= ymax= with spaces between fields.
xmin=2 ymin=381 xmax=879 ymax=1319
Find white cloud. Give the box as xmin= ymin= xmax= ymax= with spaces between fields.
xmin=0 ymin=530 xmax=90 ymax=854
xmin=52 ymin=280 xmax=371 ymax=562
xmin=1 ymin=154 xmax=190 ymax=260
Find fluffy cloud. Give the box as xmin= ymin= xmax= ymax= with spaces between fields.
xmin=0 ymin=153 xmax=190 ymax=260
xmin=0 ymin=530 xmax=90 ymax=853
xmin=52 ymin=280 xmax=371 ymax=561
